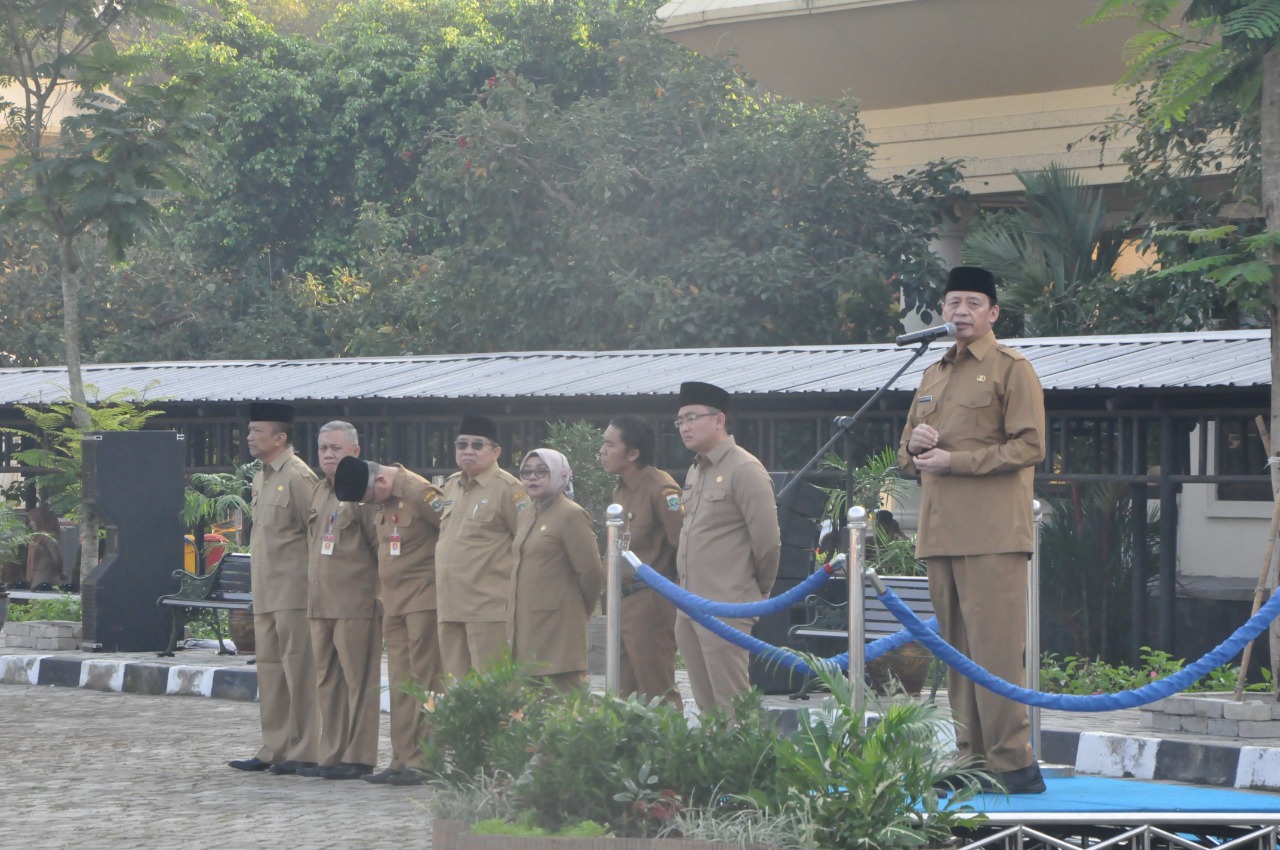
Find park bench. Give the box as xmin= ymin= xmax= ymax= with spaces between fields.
xmin=156 ymin=552 xmax=252 ymax=657
xmin=788 ymin=574 xmax=936 ymax=698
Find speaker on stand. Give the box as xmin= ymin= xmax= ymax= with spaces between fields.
xmin=80 ymin=431 xmax=186 ymax=652
xmin=748 ymin=473 xmax=827 ymax=695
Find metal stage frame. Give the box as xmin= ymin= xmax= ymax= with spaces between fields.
xmin=957 ymin=814 xmax=1280 ymax=850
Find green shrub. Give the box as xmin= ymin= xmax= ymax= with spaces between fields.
xmin=773 ymin=661 xmax=987 ymax=850
xmin=6 ymin=593 xmax=81 ymax=622
xmin=1039 ymin=647 xmax=1272 ymax=695
xmin=416 ymin=653 xmax=538 ymax=779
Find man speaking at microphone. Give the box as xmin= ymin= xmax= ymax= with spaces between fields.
xmin=898 ymin=266 xmax=1046 ymax=794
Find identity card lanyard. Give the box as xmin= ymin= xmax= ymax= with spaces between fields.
xmin=389 ymin=514 xmax=401 ymax=557
xmin=321 ymin=511 xmax=336 ymax=556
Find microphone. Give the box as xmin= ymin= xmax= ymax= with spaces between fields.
xmin=895 ymin=322 xmax=955 ymax=346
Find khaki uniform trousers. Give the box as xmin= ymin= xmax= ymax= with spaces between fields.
xmin=927 ymin=552 xmax=1034 ymax=774
xmin=619 ymin=588 xmax=680 ymax=706
xmin=311 ymin=616 xmax=382 ymax=768
xmin=384 ymin=609 xmax=442 ymax=772
xmin=438 ymin=620 xmax=508 ymax=681
xmin=253 ymin=608 xmax=318 ymax=764
xmin=674 ymin=613 xmax=753 ymax=715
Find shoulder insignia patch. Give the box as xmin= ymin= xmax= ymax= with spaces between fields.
xmin=429 ymin=496 xmax=443 ymax=511
xmin=664 ymin=492 xmax=681 ymax=511
xmin=515 ymin=491 xmax=530 ymax=512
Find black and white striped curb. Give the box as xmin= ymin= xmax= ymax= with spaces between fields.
xmin=5 ymin=652 xmax=1280 ymax=791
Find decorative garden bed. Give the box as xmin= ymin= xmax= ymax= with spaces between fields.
xmin=434 ymin=819 xmax=775 ymax=850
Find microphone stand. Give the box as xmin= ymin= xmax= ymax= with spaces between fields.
xmin=775 ymin=338 xmax=941 ymax=502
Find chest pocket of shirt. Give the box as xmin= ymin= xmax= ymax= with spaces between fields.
xmin=913 ymin=399 xmax=937 ymax=420
xmin=468 ymin=504 xmax=497 ymax=524
xmin=702 ymin=488 xmax=729 ymax=510
xmin=958 ymin=389 xmax=995 ymax=409
xmin=333 ymin=505 xmax=356 ymax=530
xmin=256 ymin=485 xmax=289 ymax=515
xmin=384 ymin=510 xmax=415 ymax=528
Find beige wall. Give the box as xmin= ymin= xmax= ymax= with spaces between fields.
xmin=862 ymin=85 xmax=1134 ymax=195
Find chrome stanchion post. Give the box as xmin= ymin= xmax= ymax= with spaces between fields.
xmin=605 ymin=503 xmax=624 ymax=696
xmin=1029 ymin=499 xmax=1043 ymax=760
xmin=848 ymin=506 xmax=868 ymax=721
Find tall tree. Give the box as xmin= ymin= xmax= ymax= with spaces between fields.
xmin=1092 ymin=0 xmax=1280 ymax=463
xmin=0 ymin=0 xmax=209 ymax=580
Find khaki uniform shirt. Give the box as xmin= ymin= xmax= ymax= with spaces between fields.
xmin=613 ymin=465 xmax=683 ymax=582
xmin=898 ymin=330 xmax=1046 ymax=558
xmin=376 ymin=465 xmax=445 ymax=617
xmin=249 ymin=446 xmax=319 ymax=613
xmin=508 ymin=495 xmax=605 ymax=675
xmin=307 ymin=477 xmax=381 ymax=619
xmin=676 ymin=436 xmax=781 ymax=604
xmin=435 ymin=466 xmax=530 ymax=623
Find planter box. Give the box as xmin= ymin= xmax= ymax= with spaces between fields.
xmin=434 ymin=820 xmax=775 ymax=850
xmin=1141 ymin=693 xmax=1280 ymax=738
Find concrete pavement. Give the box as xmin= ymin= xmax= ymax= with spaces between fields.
xmin=6 ymin=640 xmax=1280 ymax=799
xmin=0 ymin=685 xmax=433 ymax=850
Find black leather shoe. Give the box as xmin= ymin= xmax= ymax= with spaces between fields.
xmin=228 ymin=757 xmax=272 ymax=772
xmin=295 ymin=764 xmax=327 ymax=777
xmin=360 ymin=767 xmax=403 ymax=784
xmin=268 ymin=760 xmax=316 ymax=776
xmin=387 ymin=767 xmax=429 ymax=786
xmin=321 ymin=762 xmax=375 ymax=780
xmin=996 ymin=764 xmax=1047 ymax=795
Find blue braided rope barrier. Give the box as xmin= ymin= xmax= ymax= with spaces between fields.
xmin=625 ymin=555 xmax=940 ymax=671
xmin=631 ymin=560 xmax=836 ymax=618
xmin=877 ymin=583 xmax=1280 ymax=711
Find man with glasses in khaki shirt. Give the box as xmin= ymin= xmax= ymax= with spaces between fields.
xmin=673 ymin=382 xmax=781 ymax=714
xmin=435 ymin=414 xmax=530 ymax=680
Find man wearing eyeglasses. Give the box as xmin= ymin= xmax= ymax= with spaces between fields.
xmin=673 ymin=381 xmax=781 ymax=714
xmin=435 ymin=414 xmax=530 ymax=681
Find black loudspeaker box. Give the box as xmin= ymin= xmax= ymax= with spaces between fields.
xmin=80 ymin=431 xmax=186 ymax=652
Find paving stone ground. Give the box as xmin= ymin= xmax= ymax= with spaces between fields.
xmin=0 ymin=686 xmax=434 ymax=850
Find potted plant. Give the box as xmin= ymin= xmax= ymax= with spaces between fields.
xmin=817 ymin=449 xmax=933 ymax=697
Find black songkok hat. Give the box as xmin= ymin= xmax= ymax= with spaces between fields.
xmin=678 ymin=381 xmax=730 ymax=412
xmin=944 ymin=266 xmax=998 ymax=304
xmin=458 ymin=414 xmax=499 ymax=442
xmin=334 ymin=456 xmax=370 ymax=502
xmin=248 ymin=402 xmax=296 ymax=424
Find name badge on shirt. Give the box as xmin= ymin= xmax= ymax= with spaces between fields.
xmin=389 ymin=533 xmax=401 ymax=557
xmin=321 ymin=533 xmax=335 ymax=556
xmin=919 ymin=394 xmax=933 ymax=403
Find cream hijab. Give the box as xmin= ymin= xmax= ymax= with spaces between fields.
xmin=523 ymin=448 xmax=574 ymax=502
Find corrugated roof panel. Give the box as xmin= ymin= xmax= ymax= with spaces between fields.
xmin=0 ymin=330 xmax=1267 ymax=405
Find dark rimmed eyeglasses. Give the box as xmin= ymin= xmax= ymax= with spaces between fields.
xmin=455 ymin=439 xmax=494 ymax=451
xmin=673 ymin=412 xmax=717 ymax=428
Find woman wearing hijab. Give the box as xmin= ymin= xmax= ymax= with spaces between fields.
xmin=508 ymin=448 xmax=605 ymax=691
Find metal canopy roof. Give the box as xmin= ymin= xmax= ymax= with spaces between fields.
xmin=0 ymin=331 xmax=1268 ymax=406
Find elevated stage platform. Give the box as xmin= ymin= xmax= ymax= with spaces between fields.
xmin=957 ymin=776 xmax=1280 ymax=849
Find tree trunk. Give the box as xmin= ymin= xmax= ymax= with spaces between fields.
xmin=1261 ymin=48 xmax=1280 ymax=692
xmin=58 ymin=233 xmax=97 ymax=586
